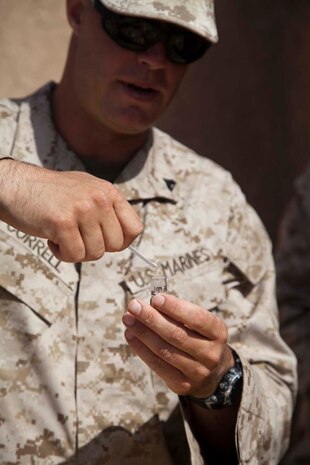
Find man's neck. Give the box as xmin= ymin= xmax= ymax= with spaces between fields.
xmin=51 ymin=83 xmax=149 ymax=180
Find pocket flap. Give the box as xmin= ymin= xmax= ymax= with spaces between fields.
xmin=0 ymin=223 xmax=78 ymax=323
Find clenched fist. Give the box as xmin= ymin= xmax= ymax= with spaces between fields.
xmin=0 ymin=159 xmax=143 ymax=262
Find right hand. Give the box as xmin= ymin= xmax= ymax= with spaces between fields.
xmin=0 ymin=159 xmax=143 ymax=262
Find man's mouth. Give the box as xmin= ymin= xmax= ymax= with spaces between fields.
xmin=121 ymin=81 xmax=160 ymax=101
xmin=126 ymin=83 xmax=155 ymax=94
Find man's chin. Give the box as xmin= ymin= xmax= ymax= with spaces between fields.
xmin=109 ymin=114 xmax=158 ymax=135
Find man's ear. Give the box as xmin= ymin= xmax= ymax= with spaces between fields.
xmin=66 ymin=0 xmax=87 ymax=35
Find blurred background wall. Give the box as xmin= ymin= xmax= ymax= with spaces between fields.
xmin=0 ymin=0 xmax=310 ymax=243
xmin=0 ymin=0 xmax=70 ymax=96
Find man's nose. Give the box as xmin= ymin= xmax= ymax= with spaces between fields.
xmin=136 ymin=41 xmax=168 ymax=69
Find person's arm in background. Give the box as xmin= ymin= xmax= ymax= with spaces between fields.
xmin=0 ymin=157 xmax=143 ymax=262
xmin=275 ymin=164 xmax=310 ymax=465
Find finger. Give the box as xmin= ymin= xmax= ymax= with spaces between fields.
xmin=74 ymin=189 xmax=127 ymax=255
xmin=126 ymin=299 xmax=215 ymax=364
xmin=99 ymin=208 xmax=125 ymax=252
xmin=75 ymin=188 xmax=125 ymax=253
xmin=123 ymin=312 xmax=211 ymax=383
xmin=48 ymin=227 xmax=86 ymax=262
xmin=124 ymin=327 xmax=192 ymax=396
xmin=112 ymin=195 xmax=143 ymax=249
xmin=151 ymin=293 xmax=228 ymax=342
xmin=77 ymin=222 xmax=106 ymax=260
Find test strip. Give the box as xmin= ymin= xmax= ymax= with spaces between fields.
xmin=128 ymin=245 xmax=158 ymax=269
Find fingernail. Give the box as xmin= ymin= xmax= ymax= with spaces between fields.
xmin=128 ymin=299 xmax=142 ymax=315
xmin=152 ymin=294 xmax=165 ymax=307
xmin=122 ymin=312 xmax=136 ymax=327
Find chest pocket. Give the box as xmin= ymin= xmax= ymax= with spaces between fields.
xmin=0 ymin=227 xmax=78 ymax=339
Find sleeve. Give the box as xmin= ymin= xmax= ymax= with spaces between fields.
xmin=221 ymin=178 xmax=297 ymax=465
xmin=275 ymin=167 xmax=310 ymax=464
xmin=177 ymin=168 xmax=297 ymax=465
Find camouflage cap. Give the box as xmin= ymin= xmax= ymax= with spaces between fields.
xmin=98 ymin=0 xmax=218 ymax=43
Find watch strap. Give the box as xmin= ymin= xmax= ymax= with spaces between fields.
xmin=186 ymin=349 xmax=243 ymax=410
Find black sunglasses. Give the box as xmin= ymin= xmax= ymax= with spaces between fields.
xmin=92 ymin=0 xmax=211 ymax=64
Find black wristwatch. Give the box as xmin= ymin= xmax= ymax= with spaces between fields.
xmin=186 ymin=350 xmax=243 ymax=410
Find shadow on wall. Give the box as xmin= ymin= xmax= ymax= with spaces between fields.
xmin=1 ymin=0 xmax=310 ymax=242
xmin=158 ymin=0 xmax=310 ymax=243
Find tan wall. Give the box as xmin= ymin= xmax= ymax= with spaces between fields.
xmin=0 ymin=0 xmax=70 ymax=98
xmin=1 ymin=0 xmax=310 ymax=242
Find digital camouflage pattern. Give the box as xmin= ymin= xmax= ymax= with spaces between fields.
xmin=276 ymin=162 xmax=310 ymax=465
xmin=98 ymin=0 xmax=218 ymax=43
xmin=0 ymin=83 xmax=297 ymax=464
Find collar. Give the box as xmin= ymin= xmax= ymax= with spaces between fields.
xmin=115 ymin=128 xmax=178 ymax=204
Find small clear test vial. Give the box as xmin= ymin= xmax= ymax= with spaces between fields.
xmin=127 ymin=245 xmax=167 ymax=296
xmin=150 ymin=273 xmax=168 ymax=296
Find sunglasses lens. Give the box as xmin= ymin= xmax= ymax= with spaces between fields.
xmin=167 ymin=33 xmax=209 ymax=64
xmin=103 ymin=15 xmax=160 ymax=52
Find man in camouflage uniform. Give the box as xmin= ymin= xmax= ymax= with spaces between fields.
xmin=0 ymin=0 xmax=296 ymax=464
xmin=276 ymin=162 xmax=310 ymax=465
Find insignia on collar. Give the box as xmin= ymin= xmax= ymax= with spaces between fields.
xmin=164 ymin=178 xmax=176 ymax=192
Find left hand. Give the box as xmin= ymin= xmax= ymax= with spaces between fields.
xmin=122 ymin=293 xmax=234 ymax=398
